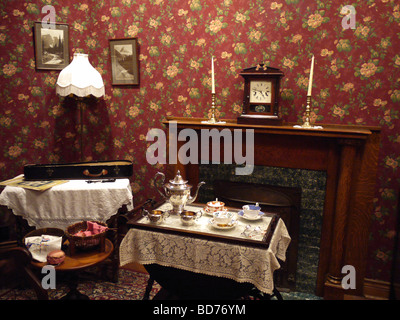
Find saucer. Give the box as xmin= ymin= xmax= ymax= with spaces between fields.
xmin=238 ymin=210 xmax=264 ymax=221
xmin=209 ymin=218 xmax=237 ymax=230
xmin=202 ymin=207 xmax=221 ymax=216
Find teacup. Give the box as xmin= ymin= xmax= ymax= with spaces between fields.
xmin=144 ymin=209 xmax=169 ymax=224
xmin=242 ymin=203 xmax=261 ymax=219
xmin=213 ymin=210 xmax=235 ymax=226
xmin=206 ymin=198 xmax=225 ymax=213
xmin=180 ymin=210 xmax=202 ymax=226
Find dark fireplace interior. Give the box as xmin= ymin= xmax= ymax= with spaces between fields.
xmin=198 ymin=164 xmax=327 ymax=295
xmin=213 ymin=179 xmax=301 ymax=291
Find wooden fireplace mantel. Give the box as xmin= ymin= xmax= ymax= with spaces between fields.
xmin=163 ymin=116 xmax=381 ymax=299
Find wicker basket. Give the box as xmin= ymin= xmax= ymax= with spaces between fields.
xmin=66 ymin=221 xmax=108 ymax=255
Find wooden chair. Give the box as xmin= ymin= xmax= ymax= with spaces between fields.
xmin=0 ymin=242 xmax=48 ymax=300
xmin=116 ymin=198 xmax=156 ymax=246
xmin=99 ymin=198 xmax=156 ymax=283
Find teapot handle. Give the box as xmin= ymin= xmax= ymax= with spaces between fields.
xmin=154 ymin=172 xmax=167 ymax=199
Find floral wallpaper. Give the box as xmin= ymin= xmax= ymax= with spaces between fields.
xmin=0 ymin=0 xmax=399 ymax=283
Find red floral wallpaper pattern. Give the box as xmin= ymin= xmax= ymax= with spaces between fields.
xmin=1 ymin=0 xmax=399 ymax=282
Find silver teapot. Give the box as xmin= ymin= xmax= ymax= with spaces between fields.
xmin=155 ymin=170 xmax=205 ymax=214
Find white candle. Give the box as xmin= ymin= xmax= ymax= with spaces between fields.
xmin=211 ymin=56 xmax=215 ymax=94
xmin=307 ymin=54 xmax=314 ymax=96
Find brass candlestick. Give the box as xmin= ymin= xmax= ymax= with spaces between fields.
xmin=301 ymin=95 xmax=313 ymax=128
xmin=202 ymin=93 xmax=225 ymax=124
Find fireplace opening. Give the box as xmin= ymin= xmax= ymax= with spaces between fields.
xmin=198 ymin=164 xmax=326 ymax=295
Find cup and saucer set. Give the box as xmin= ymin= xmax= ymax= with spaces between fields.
xmin=238 ymin=203 xmax=264 ymax=221
xmin=203 ymin=199 xmax=264 ymax=230
xmin=201 ymin=199 xmax=236 ymax=230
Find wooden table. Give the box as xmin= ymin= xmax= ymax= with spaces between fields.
xmin=32 ymin=239 xmax=113 ymax=300
xmin=0 ymin=177 xmax=133 ymax=231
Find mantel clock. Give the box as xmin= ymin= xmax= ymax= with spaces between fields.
xmin=237 ymin=64 xmax=284 ymax=125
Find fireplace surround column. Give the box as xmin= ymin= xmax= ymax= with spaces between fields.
xmin=326 ymin=139 xmax=359 ymax=285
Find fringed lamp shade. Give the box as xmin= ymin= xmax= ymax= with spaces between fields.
xmin=56 ymin=53 xmax=105 ymax=98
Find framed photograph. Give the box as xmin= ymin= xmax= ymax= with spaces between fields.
xmin=109 ymin=38 xmax=139 ymax=86
xmin=33 ymin=22 xmax=70 ymax=70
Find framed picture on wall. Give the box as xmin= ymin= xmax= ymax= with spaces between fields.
xmin=109 ymin=38 xmax=139 ymax=86
xmin=33 ymin=22 xmax=70 ymax=70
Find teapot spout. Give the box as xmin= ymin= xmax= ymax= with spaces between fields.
xmin=187 ymin=181 xmax=206 ymax=204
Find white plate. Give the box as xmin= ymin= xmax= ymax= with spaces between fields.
xmin=238 ymin=210 xmax=264 ymax=221
xmin=209 ymin=218 xmax=237 ymax=230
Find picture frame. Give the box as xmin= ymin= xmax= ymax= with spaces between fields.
xmin=109 ymin=38 xmax=139 ymax=86
xmin=33 ymin=22 xmax=70 ymax=70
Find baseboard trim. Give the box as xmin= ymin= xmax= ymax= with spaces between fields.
xmin=363 ymin=278 xmax=399 ymax=300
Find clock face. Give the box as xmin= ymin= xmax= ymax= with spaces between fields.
xmin=249 ymin=81 xmax=272 ymax=104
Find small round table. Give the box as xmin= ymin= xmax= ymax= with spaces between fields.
xmin=32 ymin=239 xmax=113 ymax=300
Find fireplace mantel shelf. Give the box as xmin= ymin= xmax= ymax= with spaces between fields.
xmin=163 ymin=116 xmax=381 ymax=300
xmin=164 ymin=116 xmax=376 ymax=140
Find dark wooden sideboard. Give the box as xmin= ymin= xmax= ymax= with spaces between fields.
xmin=162 ymin=116 xmax=381 ymax=300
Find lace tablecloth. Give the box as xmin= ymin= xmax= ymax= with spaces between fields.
xmin=0 ymin=177 xmax=133 ymax=230
xmin=120 ymin=216 xmax=290 ymax=295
